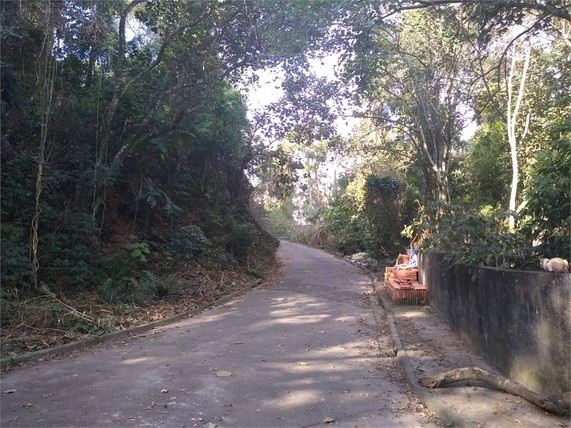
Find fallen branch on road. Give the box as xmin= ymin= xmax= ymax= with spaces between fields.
xmin=419 ymin=366 xmax=570 ymax=416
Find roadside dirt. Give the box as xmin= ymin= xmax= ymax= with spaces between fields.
xmin=0 ymin=252 xmax=280 ymax=360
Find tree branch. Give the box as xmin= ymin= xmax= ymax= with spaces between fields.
xmin=419 ymin=367 xmax=570 ymax=416
xmin=143 ymin=11 xmax=212 ymax=78
xmin=386 ymin=0 xmax=571 ymax=23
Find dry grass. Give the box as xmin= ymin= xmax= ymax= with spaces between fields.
xmin=0 ymin=252 xmax=280 ymax=359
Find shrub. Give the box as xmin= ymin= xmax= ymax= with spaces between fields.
xmin=97 ymin=269 xmax=186 ymax=304
xmin=98 ymin=276 xmax=138 ymax=304
xmin=519 ymin=139 xmax=570 ymax=260
xmin=1 ymin=224 xmax=32 ymax=288
xmin=321 ymin=205 xmax=364 ymax=254
xmin=165 ymin=225 xmax=211 ymax=260
xmin=405 ymin=202 xmax=531 ymax=269
xmin=364 ymin=175 xmax=405 ymax=257
xmin=227 ymin=223 xmax=259 ymax=258
xmin=125 ymin=241 xmax=151 ymax=262
xmin=95 ymin=250 xmax=136 ymax=283
xmin=217 ymin=252 xmax=237 ymax=270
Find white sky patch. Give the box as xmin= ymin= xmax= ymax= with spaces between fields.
xmin=308 ymin=53 xmax=342 ymax=78
xmin=461 ymin=121 xmax=477 ymax=141
xmin=246 ymin=67 xmax=285 ymax=111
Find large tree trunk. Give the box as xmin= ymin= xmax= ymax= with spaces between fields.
xmin=419 ymin=367 xmax=570 ymax=416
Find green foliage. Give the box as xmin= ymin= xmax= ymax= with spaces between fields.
xmin=165 ymin=226 xmax=211 ymax=261
xmin=272 ymin=223 xmax=290 ymax=238
xmin=98 ymin=276 xmax=138 ymax=305
xmin=405 ymin=202 xmax=532 ymax=269
xmin=254 ymin=145 xmax=303 ymax=201
xmin=520 ymin=136 xmax=570 ymax=260
xmin=97 ymin=269 xmax=189 ymax=305
xmin=70 ymin=317 xmax=100 ymax=335
xmin=95 ymin=249 xmax=138 ymax=304
xmin=1 ymin=2 xmax=280 ymax=301
xmin=262 ymin=72 xmax=339 ymax=144
xmin=125 ymin=240 xmax=151 ymax=262
xmin=134 ymin=271 xmax=161 ymax=302
xmin=0 ymin=286 xmax=18 ymax=313
xmin=3 ymin=0 xmax=567 ymax=319
xmin=154 ymin=273 xmax=189 ymax=299
xmin=321 ymin=204 xmax=368 ymax=254
xmin=137 ymin=178 xmax=184 ymax=219
xmin=456 ymin=122 xmax=511 ymax=208
xmin=1 ymin=152 xmax=35 ymax=288
xmin=1 ymin=150 xmax=100 ymax=290
xmin=227 ymin=223 xmax=259 ymax=259
xmin=1 ymin=0 xmax=282 ymax=299
xmin=363 ymin=175 xmax=407 ymax=257
xmin=342 ymin=7 xmax=471 ymax=202
xmin=253 ymin=192 xmax=298 ymax=239
xmin=365 ymin=175 xmax=402 ymax=195
xmin=288 ymin=172 xmax=415 ymax=258
xmin=0 ymin=152 xmax=36 ymax=219
xmin=40 ymin=213 xmax=99 ymax=290
xmin=217 ymin=252 xmax=237 ymax=271
xmin=98 ymin=270 xmax=159 ymax=305
xmin=1 ymin=224 xmax=32 ymax=288
xmin=95 ymin=251 xmax=136 ymax=286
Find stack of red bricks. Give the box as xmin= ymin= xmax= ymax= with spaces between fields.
xmin=384 ymin=254 xmax=428 ymax=305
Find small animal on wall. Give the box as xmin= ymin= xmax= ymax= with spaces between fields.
xmin=539 ymin=257 xmax=570 ymax=273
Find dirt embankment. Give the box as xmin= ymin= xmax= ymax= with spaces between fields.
xmin=1 ymin=251 xmax=281 ymax=359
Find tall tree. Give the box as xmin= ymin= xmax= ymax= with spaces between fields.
xmin=88 ymin=0 xmax=263 ymax=216
xmin=470 ymin=16 xmax=570 ymax=215
xmin=342 ymin=7 xmax=476 ymax=202
xmin=506 ymin=39 xmax=531 ymax=229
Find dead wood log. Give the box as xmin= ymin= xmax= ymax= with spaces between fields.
xmin=418 ymin=366 xmax=570 ymax=416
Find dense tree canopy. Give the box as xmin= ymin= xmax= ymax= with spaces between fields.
xmin=250 ymin=0 xmax=569 ymax=266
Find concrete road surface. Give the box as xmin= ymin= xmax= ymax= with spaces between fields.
xmin=1 ymin=241 xmax=439 ymax=427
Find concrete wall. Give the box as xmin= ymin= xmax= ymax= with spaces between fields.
xmin=418 ymin=252 xmax=571 ymax=397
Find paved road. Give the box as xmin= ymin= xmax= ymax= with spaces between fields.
xmin=1 ymin=241 xmax=439 ymax=427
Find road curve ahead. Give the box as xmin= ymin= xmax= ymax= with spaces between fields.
xmin=1 ymin=241 xmax=439 ymax=427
